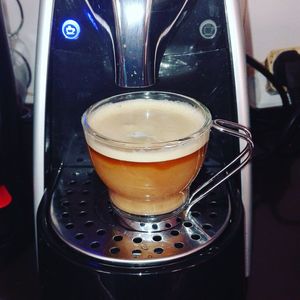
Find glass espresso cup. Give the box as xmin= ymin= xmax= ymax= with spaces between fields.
xmin=82 ymin=91 xmax=253 ymax=223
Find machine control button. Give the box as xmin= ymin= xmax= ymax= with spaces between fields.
xmin=62 ymin=19 xmax=81 ymax=40
xmin=199 ymin=19 xmax=217 ymax=39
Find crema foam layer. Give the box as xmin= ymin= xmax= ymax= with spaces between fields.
xmin=85 ymin=99 xmax=210 ymax=162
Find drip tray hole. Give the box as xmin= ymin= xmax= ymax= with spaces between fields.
xmin=62 ymin=201 xmax=70 ymax=207
xmin=85 ymin=221 xmax=94 ymax=227
xmin=191 ymin=234 xmax=200 ymax=240
xmin=183 ymin=221 xmax=193 ymax=228
xmin=97 ymin=229 xmax=106 ymax=236
xmin=65 ymin=223 xmax=74 ymax=230
xmin=171 ymin=230 xmax=180 ymax=236
xmin=174 ymin=242 xmax=184 ymax=249
xmin=152 ymin=235 xmax=162 ymax=242
xmin=90 ymin=241 xmax=100 ymax=249
xmin=110 ymin=247 xmax=120 ymax=254
xmin=209 ymin=212 xmax=218 ymax=218
xmin=75 ymin=233 xmax=84 ymax=240
xmin=133 ymin=237 xmax=142 ymax=243
xmin=113 ymin=235 xmax=123 ymax=242
xmin=154 ymin=248 xmax=164 ymax=254
xmin=202 ymin=223 xmax=213 ymax=230
xmin=132 ymin=249 xmax=142 ymax=257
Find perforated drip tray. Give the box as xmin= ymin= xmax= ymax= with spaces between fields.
xmin=50 ymin=167 xmax=231 ymax=266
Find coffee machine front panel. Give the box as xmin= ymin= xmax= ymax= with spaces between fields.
xmin=42 ymin=0 xmax=242 ymax=180
xmin=34 ymin=0 xmax=251 ymax=298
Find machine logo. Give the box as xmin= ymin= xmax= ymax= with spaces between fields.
xmin=62 ymin=20 xmax=81 ymax=40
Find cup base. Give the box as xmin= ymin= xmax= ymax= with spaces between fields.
xmin=112 ymin=203 xmax=188 ymax=232
xmin=109 ymin=190 xmax=187 ymax=217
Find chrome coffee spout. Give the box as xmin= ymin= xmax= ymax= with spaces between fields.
xmin=111 ymin=0 xmax=191 ymax=87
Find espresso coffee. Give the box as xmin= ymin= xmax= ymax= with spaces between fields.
xmin=83 ymin=98 xmax=210 ymax=216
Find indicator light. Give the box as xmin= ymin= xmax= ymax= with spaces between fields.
xmin=62 ymin=19 xmax=81 ymax=40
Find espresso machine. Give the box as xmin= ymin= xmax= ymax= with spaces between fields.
xmin=34 ymin=0 xmax=252 ymax=299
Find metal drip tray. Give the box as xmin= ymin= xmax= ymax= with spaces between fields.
xmin=50 ymin=167 xmax=231 ymax=266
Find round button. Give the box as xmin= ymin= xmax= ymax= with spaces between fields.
xmin=199 ymin=19 xmax=217 ymax=40
xmin=62 ymin=19 xmax=81 ymax=40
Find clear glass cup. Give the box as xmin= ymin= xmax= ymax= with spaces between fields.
xmin=82 ymin=91 xmax=253 ymax=222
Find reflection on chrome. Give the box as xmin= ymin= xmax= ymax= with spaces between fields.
xmin=159 ymin=55 xmax=197 ymax=77
xmin=86 ymin=0 xmax=192 ymax=87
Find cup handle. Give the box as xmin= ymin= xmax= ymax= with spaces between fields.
xmin=185 ymin=119 xmax=254 ymax=216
